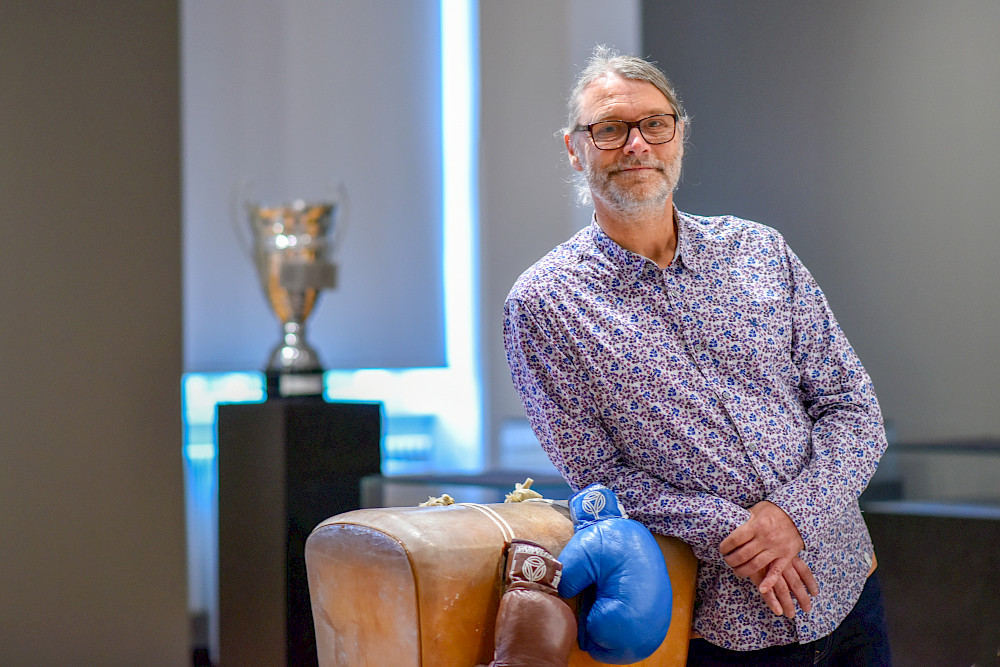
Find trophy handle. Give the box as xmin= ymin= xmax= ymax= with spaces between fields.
xmin=230 ymin=178 xmax=257 ymax=263
xmin=327 ymin=180 xmax=349 ymax=256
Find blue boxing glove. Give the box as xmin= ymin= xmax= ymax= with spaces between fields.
xmin=557 ymin=484 xmax=672 ymax=664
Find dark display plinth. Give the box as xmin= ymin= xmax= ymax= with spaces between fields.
xmin=863 ymin=504 xmax=1000 ymax=665
xmin=217 ymin=398 xmax=381 ymax=666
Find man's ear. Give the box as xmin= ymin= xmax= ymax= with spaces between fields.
xmin=564 ymin=133 xmax=584 ymax=172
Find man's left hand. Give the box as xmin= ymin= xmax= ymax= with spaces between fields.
xmin=720 ymin=501 xmax=819 ymax=616
xmin=720 ymin=500 xmax=805 ymax=576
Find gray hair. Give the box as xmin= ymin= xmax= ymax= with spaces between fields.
xmin=562 ymin=45 xmax=690 ymax=138
xmin=563 ymin=46 xmax=690 ymax=206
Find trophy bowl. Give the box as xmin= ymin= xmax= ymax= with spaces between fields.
xmin=246 ymin=197 xmax=342 ymax=398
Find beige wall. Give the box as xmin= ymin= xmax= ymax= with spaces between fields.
xmin=0 ymin=2 xmax=188 ymax=663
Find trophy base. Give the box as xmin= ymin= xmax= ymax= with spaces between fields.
xmin=266 ymin=369 xmax=325 ymax=400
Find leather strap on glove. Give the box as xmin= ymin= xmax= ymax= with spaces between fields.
xmin=489 ymin=539 xmax=576 ymax=667
xmin=558 ymin=484 xmax=673 ymax=664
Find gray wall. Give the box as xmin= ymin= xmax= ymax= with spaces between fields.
xmin=0 ymin=2 xmax=188 ymax=663
xmin=642 ymin=1 xmax=1000 ymax=444
xmin=480 ymin=0 xmax=641 ymax=468
xmin=482 ymin=0 xmax=1000 ymax=462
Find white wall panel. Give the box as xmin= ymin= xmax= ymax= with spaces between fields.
xmin=183 ymin=0 xmax=445 ymax=372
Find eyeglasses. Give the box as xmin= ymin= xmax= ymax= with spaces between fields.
xmin=573 ymin=113 xmax=678 ymax=150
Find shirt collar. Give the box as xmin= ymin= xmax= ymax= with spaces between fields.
xmin=586 ymin=207 xmax=703 ymax=280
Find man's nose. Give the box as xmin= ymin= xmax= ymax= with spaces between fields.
xmin=622 ymin=126 xmax=651 ymax=154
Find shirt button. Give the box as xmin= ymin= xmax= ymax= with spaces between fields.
xmin=720 ymin=390 xmax=732 ymax=402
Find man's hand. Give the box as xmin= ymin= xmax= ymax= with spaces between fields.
xmin=749 ymin=557 xmax=817 ymax=618
xmin=720 ymin=501 xmax=804 ymax=575
xmin=720 ymin=501 xmax=818 ymax=617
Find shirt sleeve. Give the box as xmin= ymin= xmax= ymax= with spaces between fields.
xmin=504 ymin=292 xmax=751 ymax=564
xmin=765 ymin=243 xmax=888 ymax=551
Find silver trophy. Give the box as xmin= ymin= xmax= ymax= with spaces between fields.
xmin=246 ymin=195 xmax=343 ymax=398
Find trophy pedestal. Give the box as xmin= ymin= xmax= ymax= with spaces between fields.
xmin=217 ymin=398 xmax=382 ymax=666
xmin=266 ymin=369 xmax=325 ymax=399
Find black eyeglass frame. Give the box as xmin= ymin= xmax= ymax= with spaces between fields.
xmin=573 ymin=113 xmax=679 ymax=150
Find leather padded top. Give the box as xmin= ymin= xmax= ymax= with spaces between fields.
xmin=306 ymin=500 xmax=696 ymax=666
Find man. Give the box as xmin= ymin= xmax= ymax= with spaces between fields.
xmin=503 ymin=46 xmax=891 ymax=664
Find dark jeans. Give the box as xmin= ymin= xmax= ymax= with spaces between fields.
xmin=687 ymin=573 xmax=892 ymax=666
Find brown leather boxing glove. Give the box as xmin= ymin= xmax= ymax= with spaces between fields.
xmin=489 ymin=539 xmax=577 ymax=667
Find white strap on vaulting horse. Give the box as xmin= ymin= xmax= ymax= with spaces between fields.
xmin=459 ymin=503 xmax=516 ymax=543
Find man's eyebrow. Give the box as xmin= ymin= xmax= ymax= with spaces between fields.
xmin=589 ymin=109 xmax=673 ymax=123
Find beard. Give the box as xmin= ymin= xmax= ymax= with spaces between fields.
xmin=577 ymin=149 xmax=682 ymax=216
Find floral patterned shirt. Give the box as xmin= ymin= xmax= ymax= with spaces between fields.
xmin=503 ymin=210 xmax=887 ymax=649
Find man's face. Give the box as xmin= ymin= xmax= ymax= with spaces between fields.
xmin=566 ymin=76 xmax=684 ymax=216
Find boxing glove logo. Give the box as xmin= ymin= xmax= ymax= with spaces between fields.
xmin=506 ymin=541 xmax=563 ymax=589
xmin=581 ymin=489 xmax=607 ymax=518
xmin=521 ymin=555 xmax=547 ymax=582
